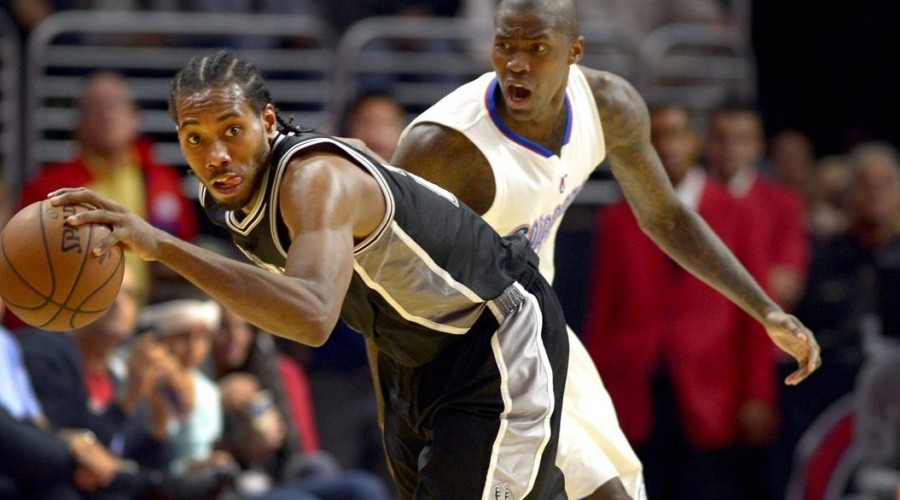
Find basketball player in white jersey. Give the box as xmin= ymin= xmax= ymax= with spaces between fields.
xmin=390 ymin=0 xmax=822 ymax=498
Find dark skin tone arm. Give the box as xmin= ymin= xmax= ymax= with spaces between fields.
xmin=49 ymin=152 xmax=384 ymax=348
xmin=587 ymin=68 xmax=819 ymax=383
xmin=587 ymin=70 xmax=771 ymax=313
xmin=392 ymin=123 xmax=497 ymax=215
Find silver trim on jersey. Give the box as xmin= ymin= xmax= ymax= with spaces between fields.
xmin=273 ymin=134 xmax=396 ymax=255
xmin=482 ymin=282 xmax=555 ymax=499
xmin=353 ymin=223 xmax=488 ymax=335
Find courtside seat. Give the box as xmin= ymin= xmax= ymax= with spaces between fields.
xmin=786 ymin=395 xmax=857 ymax=500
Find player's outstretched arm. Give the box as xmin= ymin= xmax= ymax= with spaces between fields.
xmin=583 ymin=68 xmax=822 ymax=384
xmin=48 ymin=155 xmax=379 ymax=348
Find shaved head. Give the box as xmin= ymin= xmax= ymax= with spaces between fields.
xmin=496 ymin=0 xmax=579 ymax=42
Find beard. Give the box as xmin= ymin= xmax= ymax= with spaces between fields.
xmin=212 ymin=136 xmax=273 ymax=212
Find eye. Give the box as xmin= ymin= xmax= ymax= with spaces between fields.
xmin=186 ymin=133 xmax=202 ymax=145
xmin=226 ymin=125 xmax=241 ymax=137
xmin=493 ymin=41 xmax=510 ymax=52
xmin=532 ymin=43 xmax=548 ymax=53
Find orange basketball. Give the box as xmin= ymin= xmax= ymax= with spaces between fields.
xmin=0 ymin=200 xmax=125 ymax=331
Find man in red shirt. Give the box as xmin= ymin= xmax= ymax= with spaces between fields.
xmin=585 ymin=104 xmax=780 ymax=499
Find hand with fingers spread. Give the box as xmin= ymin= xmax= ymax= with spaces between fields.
xmin=763 ymin=311 xmax=822 ymax=385
xmin=48 ymin=187 xmax=173 ymax=262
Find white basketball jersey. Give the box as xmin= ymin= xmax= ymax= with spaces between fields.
xmin=403 ymin=65 xmax=605 ymax=282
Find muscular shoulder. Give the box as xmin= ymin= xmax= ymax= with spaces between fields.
xmin=279 ymin=151 xmax=385 ymax=240
xmin=391 ymin=122 xmax=495 ymax=215
xmin=577 ymin=66 xmax=651 ymax=152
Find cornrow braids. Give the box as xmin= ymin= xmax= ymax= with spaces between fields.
xmin=168 ymin=49 xmax=312 ymax=134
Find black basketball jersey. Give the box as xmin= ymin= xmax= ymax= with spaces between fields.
xmin=201 ymin=131 xmax=528 ymax=366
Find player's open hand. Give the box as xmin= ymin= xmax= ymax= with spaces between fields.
xmin=47 ymin=187 xmax=168 ymax=261
xmin=763 ymin=311 xmax=822 ymax=385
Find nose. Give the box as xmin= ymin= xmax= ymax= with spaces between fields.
xmin=506 ymin=50 xmax=529 ymax=73
xmin=206 ymin=139 xmax=231 ymax=170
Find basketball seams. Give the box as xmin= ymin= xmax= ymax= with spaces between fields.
xmin=68 ymin=221 xmax=126 ymax=329
xmin=0 ymin=201 xmax=124 ymax=331
xmin=44 ymin=206 xmax=98 ymax=329
xmin=0 ymin=202 xmax=55 ymax=310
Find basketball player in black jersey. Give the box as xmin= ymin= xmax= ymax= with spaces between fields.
xmin=50 ymin=50 xmax=571 ymax=499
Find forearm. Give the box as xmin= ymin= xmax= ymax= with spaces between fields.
xmin=0 ymin=409 xmax=74 ymax=483
xmin=640 ymin=202 xmax=780 ymax=323
xmin=153 ymin=234 xmax=336 ymax=346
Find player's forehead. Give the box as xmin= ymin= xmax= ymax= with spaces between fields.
xmin=175 ymin=83 xmax=252 ymax=126
xmin=494 ymin=7 xmax=560 ymax=40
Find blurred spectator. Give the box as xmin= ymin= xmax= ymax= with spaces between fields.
xmin=584 ymin=103 xmax=778 ymax=499
xmin=18 ymin=70 xmax=198 ymax=301
xmin=704 ymin=102 xmax=810 ymax=312
xmin=796 ymin=141 xmax=900 ymax=347
xmin=212 ymin=305 xmax=392 ymax=500
xmin=140 ymin=297 xmax=236 ymax=477
xmin=14 ymin=270 xmax=237 ymax=499
xmin=286 ymin=321 xmax=389 ymax=489
xmin=781 ymin=141 xmax=900 ymax=499
xmin=213 ymin=306 xmax=321 ymax=457
xmin=338 ymin=91 xmax=407 ymax=162
xmin=18 ymin=266 xmax=181 ymax=471
xmin=765 ymin=129 xmax=851 ymax=246
xmin=706 ymin=108 xmax=811 ymax=498
xmin=767 ymin=128 xmax=817 ymax=200
xmin=1 ymin=304 xmax=125 ymax=498
xmin=808 ymin=154 xmax=852 ymax=244
xmin=1 ymin=174 xmax=114 ymax=498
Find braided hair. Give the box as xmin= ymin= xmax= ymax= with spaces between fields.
xmin=168 ymin=50 xmax=309 ymax=133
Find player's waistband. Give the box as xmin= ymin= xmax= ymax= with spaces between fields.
xmin=487 ymin=281 xmax=527 ymax=323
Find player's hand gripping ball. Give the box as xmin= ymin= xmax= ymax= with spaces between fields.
xmin=0 ymin=201 xmax=125 ymax=331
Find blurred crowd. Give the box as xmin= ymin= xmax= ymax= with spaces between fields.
xmin=1 ymin=1 xmax=900 ymax=499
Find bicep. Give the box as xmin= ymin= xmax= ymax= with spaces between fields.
xmin=278 ymin=160 xmax=360 ymax=307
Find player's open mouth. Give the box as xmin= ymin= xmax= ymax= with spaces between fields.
xmin=506 ymin=84 xmax=532 ymax=107
xmin=211 ymin=174 xmax=242 ymax=193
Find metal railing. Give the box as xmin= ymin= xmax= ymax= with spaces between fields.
xmin=25 ymin=11 xmax=335 ymax=179
xmin=16 ymin=12 xmax=758 ymax=209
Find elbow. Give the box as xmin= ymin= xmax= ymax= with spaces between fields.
xmin=268 ymin=309 xmax=335 ymax=347
xmin=304 ymin=327 xmax=331 ymax=347
xmin=635 ymin=197 xmax=688 ymax=240
xmin=301 ymin=310 xmax=339 ymax=347
xmin=636 ymin=210 xmax=677 ymax=241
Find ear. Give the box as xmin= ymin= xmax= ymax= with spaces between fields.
xmin=568 ymin=36 xmax=585 ymax=65
xmin=263 ymin=103 xmax=277 ymax=134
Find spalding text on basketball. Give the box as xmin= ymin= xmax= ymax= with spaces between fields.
xmin=61 ymin=205 xmax=82 ymax=253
